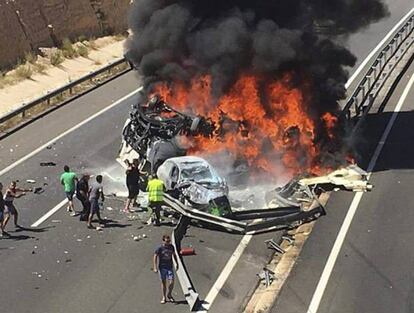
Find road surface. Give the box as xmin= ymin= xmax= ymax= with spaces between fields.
xmin=0 ymin=2 xmax=411 ymax=313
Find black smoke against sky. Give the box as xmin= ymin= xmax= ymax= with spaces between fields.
xmin=125 ymin=0 xmax=388 ymax=116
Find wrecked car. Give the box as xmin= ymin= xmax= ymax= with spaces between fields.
xmin=120 ymin=94 xmax=215 ymax=175
xmin=157 ymin=156 xmax=231 ymax=216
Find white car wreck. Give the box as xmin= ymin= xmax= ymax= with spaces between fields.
xmin=157 ymin=156 xmax=231 ymax=214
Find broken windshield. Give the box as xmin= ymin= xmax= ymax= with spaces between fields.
xmin=180 ymin=162 xmax=220 ymax=184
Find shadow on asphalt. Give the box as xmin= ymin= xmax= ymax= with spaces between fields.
xmin=1 ymin=225 xmax=54 ymax=241
xmin=352 ymin=111 xmax=414 ymax=173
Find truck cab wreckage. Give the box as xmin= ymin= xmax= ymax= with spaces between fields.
xmin=118 ymin=94 xmax=373 ymax=310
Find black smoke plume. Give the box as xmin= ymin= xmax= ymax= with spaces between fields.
xmin=126 ymin=0 xmax=387 ymax=115
xmin=125 ymin=0 xmax=388 ymax=169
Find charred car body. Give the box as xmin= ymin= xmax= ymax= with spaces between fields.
xmin=119 ymin=94 xmax=331 ymax=232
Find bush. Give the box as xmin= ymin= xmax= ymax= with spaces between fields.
xmin=77 ymin=44 xmax=89 ymax=58
xmin=25 ymin=52 xmax=37 ymax=64
xmin=50 ymin=50 xmax=64 ymax=66
xmin=34 ymin=62 xmax=47 ymax=74
xmin=15 ymin=63 xmax=33 ymax=79
xmin=114 ymin=34 xmax=125 ymax=41
xmin=88 ymin=38 xmax=99 ymax=50
xmin=61 ymin=38 xmax=78 ymax=58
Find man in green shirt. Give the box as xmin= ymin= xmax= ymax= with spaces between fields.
xmin=60 ymin=165 xmax=78 ymax=215
xmin=147 ymin=174 xmax=165 ymax=226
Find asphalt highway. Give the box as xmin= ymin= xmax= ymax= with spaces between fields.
xmin=0 ymin=3 xmax=412 ymax=313
xmin=272 ymin=5 xmax=414 ymax=313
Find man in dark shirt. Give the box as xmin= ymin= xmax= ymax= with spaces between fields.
xmin=153 ymin=234 xmax=179 ymax=304
xmin=0 ymin=182 xmax=7 ymax=236
xmin=123 ymin=159 xmax=141 ymax=213
xmin=76 ymin=174 xmax=90 ymax=221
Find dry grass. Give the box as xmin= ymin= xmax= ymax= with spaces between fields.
xmin=88 ymin=38 xmax=99 ymax=50
xmin=61 ymin=38 xmax=78 ymax=58
xmin=25 ymin=52 xmax=37 ymax=64
xmin=114 ymin=34 xmax=125 ymax=41
xmin=77 ymin=44 xmax=89 ymax=58
xmin=34 ymin=62 xmax=47 ymax=74
xmin=50 ymin=50 xmax=64 ymax=66
xmin=15 ymin=63 xmax=33 ymax=79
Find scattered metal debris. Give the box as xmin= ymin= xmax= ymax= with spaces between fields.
xmin=257 ymin=268 xmax=275 ymax=287
xmin=265 ymin=239 xmax=285 ymax=254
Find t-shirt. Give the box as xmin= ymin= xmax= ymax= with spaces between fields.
xmin=155 ymin=244 xmax=175 ymax=269
xmin=0 ymin=191 xmax=4 ymax=213
xmin=126 ymin=167 xmax=140 ymax=187
xmin=89 ymin=182 xmax=103 ymax=200
xmin=76 ymin=179 xmax=89 ymax=199
xmin=60 ymin=172 xmax=77 ymax=192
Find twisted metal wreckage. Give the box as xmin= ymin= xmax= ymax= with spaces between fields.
xmin=118 ymin=94 xmax=372 ymax=310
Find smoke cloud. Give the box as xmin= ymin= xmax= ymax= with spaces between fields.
xmin=125 ymin=0 xmax=388 ymax=174
xmin=126 ymin=0 xmax=387 ymax=108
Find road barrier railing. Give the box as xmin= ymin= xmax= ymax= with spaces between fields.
xmin=342 ymin=14 xmax=414 ymax=125
xmin=0 ymin=57 xmax=130 ymax=134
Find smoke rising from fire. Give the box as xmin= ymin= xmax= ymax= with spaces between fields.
xmin=125 ymin=0 xmax=388 ymax=177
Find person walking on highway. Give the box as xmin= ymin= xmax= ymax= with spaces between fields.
xmin=87 ymin=175 xmax=105 ymax=229
xmin=123 ymin=159 xmax=141 ymax=213
xmin=153 ymin=234 xmax=179 ymax=304
xmin=0 ymin=182 xmax=8 ymax=237
xmin=76 ymin=174 xmax=90 ymax=222
xmin=2 ymin=181 xmax=32 ymax=230
xmin=147 ymin=174 xmax=165 ymax=226
xmin=60 ymin=165 xmax=78 ymax=216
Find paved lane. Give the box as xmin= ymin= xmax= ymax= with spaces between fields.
xmin=272 ymin=45 xmax=414 ymax=313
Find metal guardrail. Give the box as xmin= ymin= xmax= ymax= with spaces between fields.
xmin=342 ymin=14 xmax=414 ymax=122
xmin=0 ymin=57 xmax=129 ymax=126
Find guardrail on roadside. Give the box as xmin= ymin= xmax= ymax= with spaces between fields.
xmin=0 ymin=57 xmax=130 ymax=128
xmin=341 ymin=14 xmax=414 ymax=124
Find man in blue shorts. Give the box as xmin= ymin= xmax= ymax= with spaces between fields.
xmin=153 ymin=234 xmax=179 ymax=304
xmin=60 ymin=165 xmax=78 ymax=216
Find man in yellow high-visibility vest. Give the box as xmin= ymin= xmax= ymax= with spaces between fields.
xmin=147 ymin=174 xmax=165 ymax=226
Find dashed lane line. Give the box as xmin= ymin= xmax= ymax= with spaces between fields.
xmin=306 ymin=70 xmax=414 ymax=313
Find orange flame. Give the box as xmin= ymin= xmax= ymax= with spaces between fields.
xmin=155 ymin=73 xmax=336 ymax=178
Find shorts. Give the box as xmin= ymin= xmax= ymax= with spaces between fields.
xmin=159 ymin=268 xmax=174 ymax=281
xmin=4 ymin=202 xmax=17 ymax=215
xmin=127 ymin=185 xmax=140 ymax=199
xmin=0 ymin=210 xmax=3 ymax=221
xmin=90 ymin=199 xmax=100 ymax=214
xmin=65 ymin=191 xmax=75 ymax=201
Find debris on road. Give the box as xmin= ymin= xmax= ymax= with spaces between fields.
xmin=40 ymin=162 xmax=56 ymax=167
xmin=257 ymin=268 xmax=275 ymax=287
xmin=299 ymin=165 xmax=373 ymax=192
xmin=51 ymin=220 xmax=61 ymax=223
xmin=26 ymin=179 xmax=36 ymax=184
xmin=180 ymin=247 xmax=196 ymax=256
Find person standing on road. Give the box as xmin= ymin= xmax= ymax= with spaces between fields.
xmin=87 ymin=175 xmax=104 ymax=229
xmin=147 ymin=174 xmax=165 ymax=226
xmin=2 ymin=181 xmax=32 ymax=230
xmin=76 ymin=174 xmax=90 ymax=222
xmin=153 ymin=234 xmax=179 ymax=304
xmin=60 ymin=165 xmax=78 ymax=216
xmin=0 ymin=182 xmax=7 ymax=236
xmin=123 ymin=159 xmax=141 ymax=213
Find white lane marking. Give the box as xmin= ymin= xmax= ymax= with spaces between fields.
xmin=196 ymin=234 xmax=253 ymax=313
xmin=307 ymin=72 xmax=414 ymax=313
xmin=0 ymin=87 xmax=142 ymax=178
xmin=345 ymin=7 xmax=414 ymax=89
xmin=31 ymin=199 xmax=68 ymax=227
